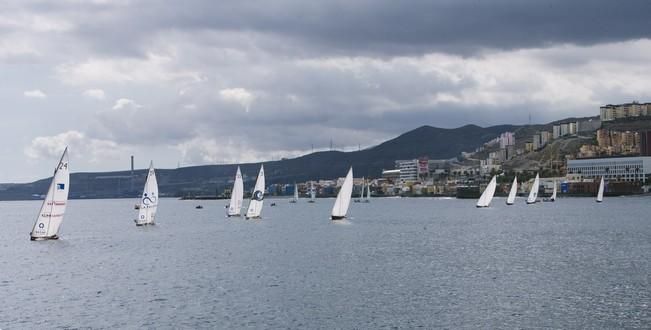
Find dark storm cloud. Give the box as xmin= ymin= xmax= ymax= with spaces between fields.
xmin=48 ymin=0 xmax=651 ymax=57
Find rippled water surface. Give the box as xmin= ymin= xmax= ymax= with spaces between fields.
xmin=1 ymin=196 xmax=650 ymax=328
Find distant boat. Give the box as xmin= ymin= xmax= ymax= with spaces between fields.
xmin=227 ymin=167 xmax=244 ymax=217
xmin=544 ymin=180 xmax=557 ymax=202
xmin=134 ymin=204 xmax=140 ymax=210
xmin=596 ymin=176 xmax=605 ymax=203
xmin=506 ymin=176 xmax=517 ymax=205
xmin=30 ymin=147 xmax=69 ymax=241
xmin=308 ymin=181 xmax=316 ymax=203
xmin=526 ymin=173 xmax=540 ymax=204
xmin=354 ymin=178 xmax=364 ymax=203
xmin=476 ymin=175 xmax=497 ymax=208
xmin=363 ymin=180 xmax=371 ymax=203
xmin=135 ymin=161 xmax=158 ymax=226
xmin=195 ymin=205 xmax=203 ymax=209
xmin=290 ymin=182 xmax=298 ymax=203
xmin=245 ymin=165 xmax=265 ymax=219
xmin=331 ymin=167 xmax=353 ymax=220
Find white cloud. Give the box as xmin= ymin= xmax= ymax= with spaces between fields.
xmin=56 ymin=53 xmax=203 ymax=85
xmin=176 ymin=137 xmax=302 ymax=165
xmin=112 ymin=98 xmax=142 ymax=110
xmin=23 ymin=89 xmax=47 ymax=98
xmin=0 ymin=14 xmax=73 ymax=33
xmin=219 ymin=87 xmax=255 ymax=112
xmin=83 ymin=89 xmax=106 ymax=100
xmin=25 ymin=130 xmax=125 ymax=163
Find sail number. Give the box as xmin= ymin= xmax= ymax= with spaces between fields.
xmin=58 ymin=162 xmax=68 ymax=170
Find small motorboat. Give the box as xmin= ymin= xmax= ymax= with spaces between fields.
xmin=195 ymin=205 xmax=204 ymax=209
xmin=270 ymin=202 xmax=277 ymax=207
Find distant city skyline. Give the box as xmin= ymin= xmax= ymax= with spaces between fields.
xmin=2 ymin=0 xmax=651 ymax=182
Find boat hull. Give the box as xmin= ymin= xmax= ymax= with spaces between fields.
xmin=30 ymin=235 xmax=59 ymax=241
xmin=134 ymin=220 xmax=155 ymax=226
xmin=331 ymin=215 xmax=346 ymax=220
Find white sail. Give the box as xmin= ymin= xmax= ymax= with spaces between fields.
xmin=596 ymin=176 xmax=605 ymax=203
xmin=31 ymin=147 xmax=70 ymax=240
xmin=506 ymin=176 xmax=517 ymax=205
xmin=135 ymin=161 xmax=158 ymax=226
xmin=246 ymin=165 xmax=265 ymax=219
xmin=331 ymin=167 xmax=353 ymax=220
xmin=365 ymin=182 xmax=371 ymax=202
xmin=360 ymin=178 xmax=365 ymax=199
xmin=551 ymin=180 xmax=557 ymax=201
xmin=476 ymin=175 xmax=497 ymax=208
xmin=228 ymin=167 xmax=244 ymax=216
xmin=309 ymin=181 xmax=316 ymax=202
xmin=526 ymin=173 xmax=540 ymax=204
xmin=291 ymin=182 xmax=299 ymax=202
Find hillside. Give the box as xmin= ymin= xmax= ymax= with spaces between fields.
xmin=0 ymin=124 xmax=521 ymax=200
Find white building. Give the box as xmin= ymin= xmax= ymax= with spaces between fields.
xmin=567 ymin=156 xmax=651 ymax=183
xmin=499 ymin=132 xmax=515 ymax=148
xmin=560 ymin=123 xmax=569 ymax=136
xmin=395 ymin=159 xmax=419 ymax=182
xmin=552 ymin=125 xmax=561 ymax=139
xmin=569 ymin=122 xmax=578 ymax=135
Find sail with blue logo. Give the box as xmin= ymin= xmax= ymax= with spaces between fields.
xmin=135 ymin=161 xmax=158 ymax=226
xmin=30 ymin=147 xmax=69 ymax=240
xmin=245 ymin=165 xmax=265 ymax=219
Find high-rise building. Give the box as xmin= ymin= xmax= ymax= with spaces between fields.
xmin=395 ymin=159 xmax=419 ymax=182
xmin=499 ymin=132 xmax=515 ymax=148
xmin=640 ymin=131 xmax=651 ymax=156
xmin=568 ymin=122 xmax=578 ymax=135
xmin=552 ymin=125 xmax=561 ymax=139
xmin=540 ymin=131 xmax=551 ymax=146
xmin=560 ymin=123 xmax=569 ymax=136
xmin=600 ymin=102 xmax=651 ymax=121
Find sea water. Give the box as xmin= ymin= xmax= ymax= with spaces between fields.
xmin=1 ymin=197 xmax=650 ymax=328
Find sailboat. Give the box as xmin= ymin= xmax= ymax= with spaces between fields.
xmin=289 ymin=182 xmax=298 ymax=203
xmin=331 ymin=167 xmax=353 ymax=220
xmin=596 ymin=176 xmax=605 ymax=203
xmin=363 ymin=181 xmax=371 ymax=203
xmin=227 ymin=166 xmax=244 ymax=216
xmin=135 ymin=161 xmax=158 ymax=226
xmin=506 ymin=176 xmax=517 ymax=205
xmin=245 ymin=165 xmax=265 ymax=219
xmin=30 ymin=147 xmax=69 ymax=241
xmin=354 ymin=178 xmax=364 ymax=203
xmin=544 ymin=180 xmax=557 ymax=202
xmin=476 ymin=175 xmax=497 ymax=208
xmin=308 ymin=181 xmax=316 ymax=203
xmin=526 ymin=173 xmax=540 ymax=204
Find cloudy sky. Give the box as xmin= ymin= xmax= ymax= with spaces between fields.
xmin=2 ymin=0 xmax=651 ymax=182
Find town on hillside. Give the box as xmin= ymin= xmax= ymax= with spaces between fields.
xmin=281 ymin=102 xmax=651 ymax=199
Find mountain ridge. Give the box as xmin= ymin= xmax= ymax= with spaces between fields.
xmin=0 ymin=119 xmax=590 ymax=200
